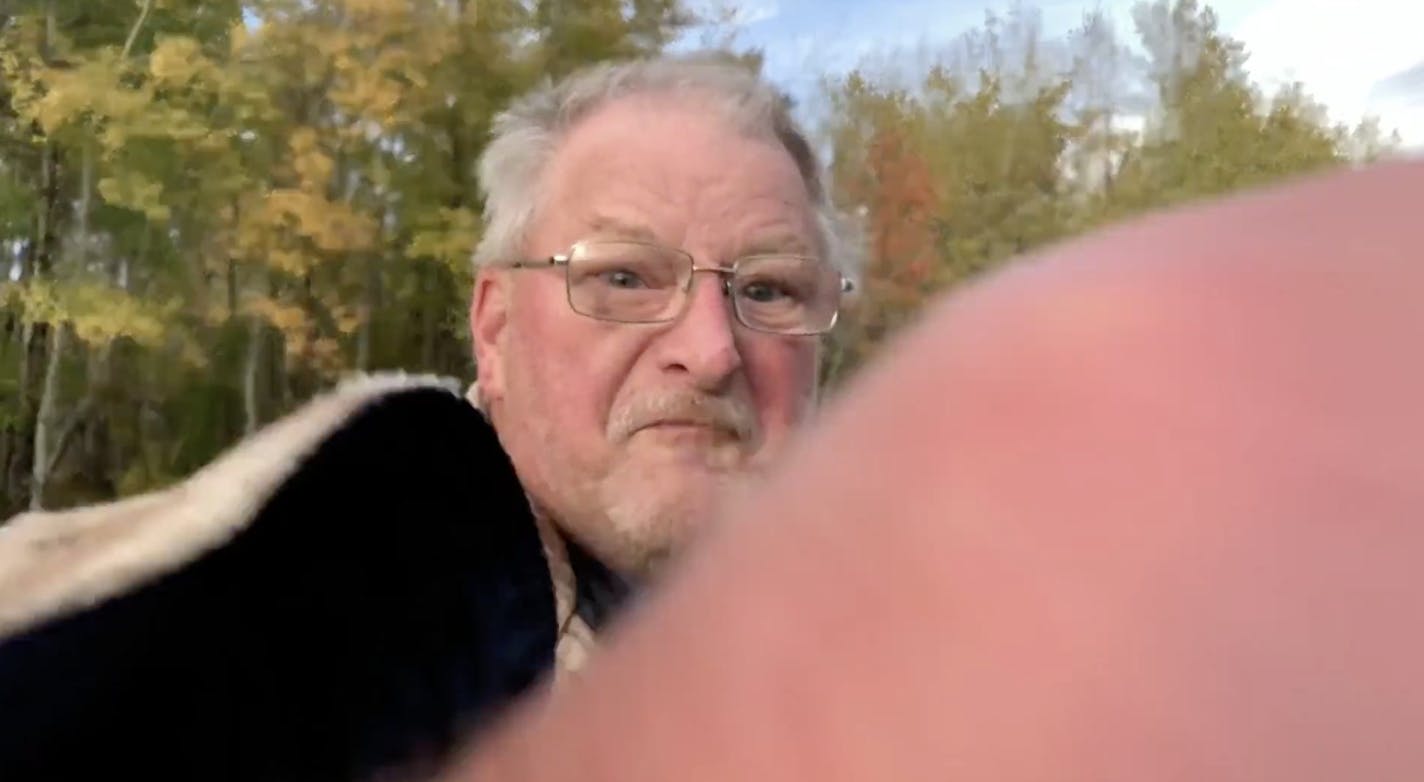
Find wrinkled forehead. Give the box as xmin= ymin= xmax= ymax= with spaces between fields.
xmin=531 ymin=95 xmax=823 ymax=255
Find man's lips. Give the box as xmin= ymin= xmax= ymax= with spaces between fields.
xmin=636 ymin=419 xmax=737 ymax=438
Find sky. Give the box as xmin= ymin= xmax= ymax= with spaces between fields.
xmin=680 ymin=0 xmax=1424 ymax=151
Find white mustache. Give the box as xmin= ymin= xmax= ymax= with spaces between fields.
xmin=608 ymin=391 xmax=756 ymax=442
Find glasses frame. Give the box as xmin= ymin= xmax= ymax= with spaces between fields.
xmin=508 ymin=239 xmax=856 ymax=336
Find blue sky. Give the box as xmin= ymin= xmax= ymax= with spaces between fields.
xmin=680 ymin=0 xmax=1424 ymax=149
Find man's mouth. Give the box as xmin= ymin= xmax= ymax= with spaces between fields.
xmin=638 ymin=419 xmax=737 ymax=439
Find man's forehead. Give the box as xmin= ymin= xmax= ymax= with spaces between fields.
xmin=583 ymin=213 xmax=814 ymax=246
xmin=579 ymin=214 xmax=814 ymax=254
xmin=542 ymin=95 xmax=795 ymax=188
xmin=583 ymin=214 xmax=661 ymax=242
xmin=531 ymin=103 xmax=821 ymax=256
xmin=535 ymin=154 xmax=820 ymax=250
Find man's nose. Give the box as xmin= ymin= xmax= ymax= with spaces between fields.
xmin=652 ymin=271 xmax=743 ymax=390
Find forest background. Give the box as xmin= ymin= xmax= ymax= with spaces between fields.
xmin=0 ymin=0 xmax=1406 ymax=513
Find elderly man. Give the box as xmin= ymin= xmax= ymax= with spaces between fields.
xmin=0 ymin=54 xmax=854 ymax=782
xmin=466 ymin=49 xmax=855 ymax=643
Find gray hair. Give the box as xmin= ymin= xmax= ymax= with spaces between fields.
xmin=471 ymin=51 xmax=860 ymax=283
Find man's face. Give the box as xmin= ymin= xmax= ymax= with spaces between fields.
xmin=471 ymin=96 xmax=827 ymax=576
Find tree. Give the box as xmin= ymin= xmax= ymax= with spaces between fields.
xmin=816 ymin=0 xmax=1398 ymax=387
xmin=1102 ymin=0 xmax=1353 ymax=218
xmin=821 ymin=12 xmax=1076 ymax=383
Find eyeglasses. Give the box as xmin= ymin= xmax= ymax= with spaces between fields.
xmin=508 ymin=240 xmax=855 ymax=336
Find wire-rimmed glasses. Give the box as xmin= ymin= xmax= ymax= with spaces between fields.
xmin=508 ymin=239 xmax=854 ymax=336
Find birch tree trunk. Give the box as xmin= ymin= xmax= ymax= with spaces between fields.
xmin=30 ymin=323 xmax=67 ymax=509
xmin=243 ymin=311 xmax=265 ymax=436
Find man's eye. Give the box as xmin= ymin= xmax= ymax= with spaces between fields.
xmin=740 ymin=277 xmax=808 ymax=304
xmin=601 ymin=268 xmax=646 ymax=288
xmin=740 ymin=280 xmax=795 ymax=303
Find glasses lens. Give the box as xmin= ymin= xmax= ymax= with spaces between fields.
xmin=732 ymin=255 xmax=842 ymax=335
xmin=566 ymin=242 xmax=690 ymax=322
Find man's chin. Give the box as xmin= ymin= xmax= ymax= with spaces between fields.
xmin=596 ymin=475 xmax=730 ymax=563
xmin=626 ymin=436 xmax=752 ymax=473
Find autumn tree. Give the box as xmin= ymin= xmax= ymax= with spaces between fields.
xmin=816 ymin=0 xmax=1400 ymax=387
xmin=1103 ymin=0 xmax=1378 ymax=218
xmin=821 ymin=7 xmax=1076 ymax=382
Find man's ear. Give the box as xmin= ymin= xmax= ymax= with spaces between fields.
xmin=470 ymin=268 xmax=510 ymax=403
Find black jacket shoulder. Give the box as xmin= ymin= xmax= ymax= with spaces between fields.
xmin=0 ymin=374 xmax=557 ymax=782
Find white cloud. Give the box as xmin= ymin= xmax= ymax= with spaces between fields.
xmin=747 ymin=0 xmax=1424 ymax=153
xmin=1228 ymin=0 xmax=1424 ymax=148
xmin=685 ymin=0 xmax=780 ymax=28
xmin=735 ymin=0 xmax=782 ymax=25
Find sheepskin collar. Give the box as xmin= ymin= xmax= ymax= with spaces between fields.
xmin=0 ymin=372 xmax=470 ymax=640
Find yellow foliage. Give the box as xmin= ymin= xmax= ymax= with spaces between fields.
xmin=329 ymin=303 xmax=363 ymax=336
xmin=202 ymin=300 xmax=232 ymax=326
xmin=276 ymin=325 xmax=344 ymax=379
xmin=247 ymin=295 xmax=310 ymax=336
xmin=330 ymin=73 xmax=404 ymax=126
xmin=288 ymin=128 xmax=335 ymax=191
xmin=316 ymin=7 xmax=458 ymax=129
xmin=24 ymin=53 xmax=154 ymax=136
xmin=0 ymin=18 xmax=52 ymax=122
xmin=244 ymin=287 xmax=359 ymax=377
xmin=98 ymin=172 xmax=171 ymax=222
xmin=407 ymin=207 xmax=481 ymax=273
xmin=339 ymin=0 xmax=412 ymax=23
xmin=305 ymin=336 xmax=346 ymax=378
xmin=14 ymin=280 xmax=178 ymax=350
xmin=149 ymin=36 xmax=209 ymax=87
xmin=263 ymin=189 xmax=378 ymax=255
xmin=227 ymin=19 xmax=250 ymax=54
xmin=239 ymin=186 xmax=381 ymax=276
xmin=266 ymin=247 xmax=316 ymax=275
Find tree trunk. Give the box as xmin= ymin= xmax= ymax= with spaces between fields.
xmin=79 ymin=346 xmax=110 ymax=495
xmin=420 ymin=266 xmax=437 ymax=370
xmin=120 ymin=0 xmax=154 ymax=61
xmin=355 ymin=259 xmax=374 ymax=372
xmin=30 ymin=324 xmax=67 ymax=510
xmin=355 ymin=221 xmax=385 ymax=372
xmin=65 ymin=140 xmax=104 ymax=496
xmin=6 ymin=127 xmax=63 ymax=509
xmin=3 ymin=321 xmax=38 ymax=511
xmin=243 ymin=313 xmax=265 ymax=436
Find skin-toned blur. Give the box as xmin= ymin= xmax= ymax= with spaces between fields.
xmin=444 ymin=160 xmax=1424 ymax=781
xmin=471 ymin=94 xmax=826 ymax=577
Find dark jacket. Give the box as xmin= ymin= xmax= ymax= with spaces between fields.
xmin=0 ymin=374 xmax=625 ymax=781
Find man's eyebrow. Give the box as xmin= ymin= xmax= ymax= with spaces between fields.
xmin=583 ymin=217 xmax=818 ymax=257
xmin=737 ymin=232 xmax=818 ymax=257
xmin=584 ymin=215 xmax=661 ymax=243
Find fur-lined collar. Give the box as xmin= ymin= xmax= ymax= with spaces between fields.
xmin=0 ymin=372 xmax=463 ymax=640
